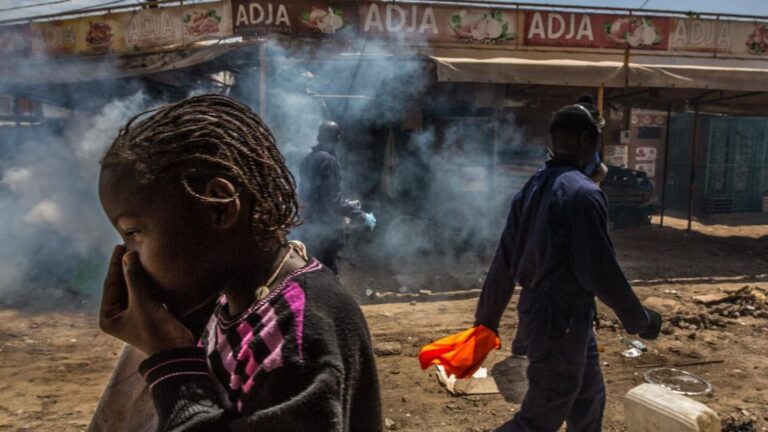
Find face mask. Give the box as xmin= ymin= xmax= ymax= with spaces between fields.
xmin=583 ymin=152 xmax=608 ymax=183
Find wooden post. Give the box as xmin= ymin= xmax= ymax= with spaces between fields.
xmin=659 ymin=104 xmax=672 ymax=227
xmin=259 ymin=42 xmax=267 ymax=117
xmin=597 ymin=84 xmax=605 ymax=116
xmin=597 ymin=84 xmax=605 ymax=169
xmin=492 ymin=108 xmax=499 ymax=195
xmin=687 ymin=106 xmax=700 ymax=233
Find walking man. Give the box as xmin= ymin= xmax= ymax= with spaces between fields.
xmin=475 ymin=96 xmax=662 ymax=432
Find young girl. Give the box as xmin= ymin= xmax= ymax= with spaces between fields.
xmin=96 ymin=94 xmax=382 ymax=431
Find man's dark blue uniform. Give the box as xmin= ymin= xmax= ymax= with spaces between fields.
xmin=298 ymin=122 xmax=370 ymax=273
xmin=475 ymin=96 xmax=661 ymax=432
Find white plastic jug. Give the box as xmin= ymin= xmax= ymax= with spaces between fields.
xmin=625 ymin=384 xmax=720 ymax=432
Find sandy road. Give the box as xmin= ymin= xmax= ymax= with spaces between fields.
xmin=1 ymin=214 xmax=767 ymax=431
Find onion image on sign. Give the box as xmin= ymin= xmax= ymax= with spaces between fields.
xmin=183 ymin=10 xmax=222 ymax=37
xmin=301 ymin=7 xmax=344 ymax=34
xmin=450 ymin=10 xmax=516 ymax=42
xmin=745 ymin=24 xmax=768 ymax=54
xmin=604 ymin=17 xmax=661 ymax=47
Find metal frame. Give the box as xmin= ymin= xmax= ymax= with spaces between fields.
xmin=405 ymin=1 xmax=768 ymax=20
xmin=687 ymin=106 xmax=700 ymax=232
xmin=659 ymin=104 xmax=671 ymax=228
xmin=697 ymin=92 xmax=768 ymax=105
xmin=2 ymin=0 xmax=767 ymax=26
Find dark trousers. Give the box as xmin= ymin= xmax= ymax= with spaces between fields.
xmin=496 ymin=308 xmax=606 ymax=432
xmin=295 ymin=223 xmax=342 ymax=275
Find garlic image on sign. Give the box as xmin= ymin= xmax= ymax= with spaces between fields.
xmin=605 ymin=17 xmax=660 ymax=47
xmin=450 ymin=10 xmax=511 ymax=42
xmin=627 ymin=21 xmax=658 ymax=47
xmin=471 ymin=16 xmax=504 ymax=40
xmin=319 ymin=8 xmax=343 ymax=34
xmin=301 ymin=7 xmax=344 ymax=34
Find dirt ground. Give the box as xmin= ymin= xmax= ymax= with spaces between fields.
xmin=1 ymin=213 xmax=767 ymax=431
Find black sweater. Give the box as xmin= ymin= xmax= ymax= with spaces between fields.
xmin=138 ymin=260 xmax=382 ymax=431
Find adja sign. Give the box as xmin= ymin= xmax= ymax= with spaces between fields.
xmin=4 ymin=0 xmax=768 ymax=59
xmin=235 ymin=1 xmax=291 ymax=33
xmin=232 ymin=1 xmax=357 ymax=36
xmin=231 ymin=1 xmax=519 ymax=44
xmin=524 ymin=11 xmax=670 ymax=50
xmin=359 ymin=3 xmax=439 ymax=36
xmin=358 ymin=3 xmax=519 ymax=44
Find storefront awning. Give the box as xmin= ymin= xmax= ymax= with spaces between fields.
xmin=431 ymin=54 xmax=626 ymax=88
xmin=628 ymin=56 xmax=768 ymax=92
xmin=0 ymin=44 xmax=234 ymax=86
xmin=431 ymin=50 xmax=768 ymax=92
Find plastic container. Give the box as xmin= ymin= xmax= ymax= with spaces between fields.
xmin=762 ymin=195 xmax=768 ymax=213
xmin=625 ymin=384 xmax=720 ymax=432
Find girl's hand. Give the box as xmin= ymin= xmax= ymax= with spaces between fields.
xmin=99 ymin=245 xmax=195 ymax=356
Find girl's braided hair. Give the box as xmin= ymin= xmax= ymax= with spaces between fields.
xmin=102 ymin=94 xmax=299 ymax=240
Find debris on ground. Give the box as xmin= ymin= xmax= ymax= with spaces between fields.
xmin=703 ymin=286 xmax=768 ymax=319
xmin=374 ymin=341 xmax=403 ymax=356
xmin=722 ymin=415 xmax=757 ymax=432
xmin=435 ymin=365 xmax=500 ymax=396
xmin=596 ymin=314 xmax=623 ymax=332
xmin=364 ymin=288 xmax=481 ymax=305
xmin=693 ymin=286 xmax=752 ymax=306
xmin=384 ymin=417 xmax=398 ymax=430
xmin=621 ymin=335 xmax=648 ymax=351
xmin=644 ymin=296 xmax=683 ymax=315
xmin=622 ymin=347 xmax=644 ymax=358
xmin=668 ymin=286 xmax=768 ymax=330
xmin=661 ymin=323 xmax=676 ymax=335
xmin=668 ymin=313 xmax=728 ymax=331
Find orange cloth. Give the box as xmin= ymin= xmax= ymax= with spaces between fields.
xmin=418 ymin=325 xmax=501 ymax=379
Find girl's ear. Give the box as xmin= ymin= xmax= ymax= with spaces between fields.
xmin=203 ymin=177 xmax=240 ymax=230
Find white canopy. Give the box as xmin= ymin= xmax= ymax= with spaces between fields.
xmin=431 ymin=49 xmax=768 ymax=92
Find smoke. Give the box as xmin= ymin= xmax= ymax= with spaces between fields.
xmin=0 ymin=93 xmax=148 ymax=305
xmin=355 ymin=113 xmax=545 ymax=294
xmin=248 ymin=36 xmax=547 ymax=288
xmin=0 ymin=30 xmax=548 ymax=305
xmin=232 ymin=37 xmax=429 ymax=178
xmin=375 ymin=118 xmax=544 ymax=260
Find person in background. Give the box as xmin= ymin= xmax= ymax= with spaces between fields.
xmin=298 ymin=121 xmax=376 ymax=274
xmin=475 ymin=95 xmax=662 ymax=432
xmin=95 ymin=95 xmax=382 ymax=431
